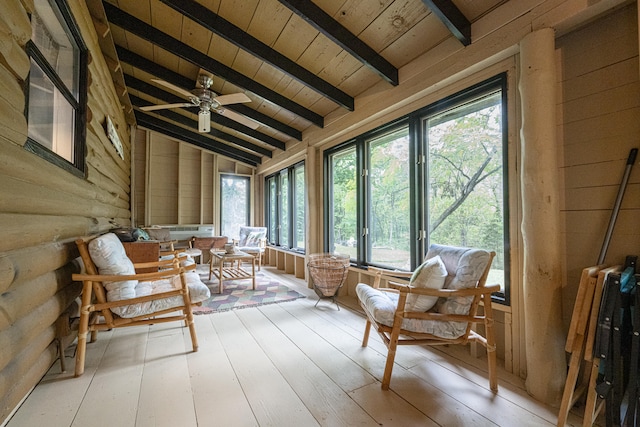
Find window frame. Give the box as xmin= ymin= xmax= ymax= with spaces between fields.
xmin=264 ymin=161 xmax=305 ymax=252
xmin=324 ymin=73 xmax=510 ymax=305
xmin=25 ymin=0 xmax=88 ymax=176
xmin=219 ymin=174 xmax=251 ymax=239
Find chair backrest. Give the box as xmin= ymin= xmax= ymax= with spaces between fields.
xmin=237 ymin=226 xmax=267 ymax=247
xmin=191 ymin=236 xmax=228 ymax=250
xmin=424 ymin=244 xmax=493 ymax=335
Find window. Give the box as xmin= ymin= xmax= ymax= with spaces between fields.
xmin=265 ymin=162 xmax=305 ymax=251
xmin=293 ymin=164 xmax=305 ymax=250
xmin=327 ymin=147 xmax=357 ymax=258
xmin=26 ymin=0 xmax=87 ymax=174
xmin=425 ymin=90 xmax=507 ymax=301
xmin=326 ymin=75 xmax=510 ymax=303
xmin=220 ymin=174 xmax=250 ymax=239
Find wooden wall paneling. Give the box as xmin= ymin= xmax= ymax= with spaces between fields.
xmin=133 ymin=128 xmax=147 ymax=226
xmin=558 ymin=4 xmax=640 ymax=323
xmin=202 ymin=152 xmax=214 ymax=224
xmin=179 ymin=143 xmax=202 ymax=224
xmin=213 ymin=154 xmax=219 ymax=230
xmin=0 ymin=63 xmax=27 ymax=146
xmin=148 ymin=134 xmax=179 ymax=224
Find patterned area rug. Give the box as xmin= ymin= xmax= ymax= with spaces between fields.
xmin=192 ymin=267 xmax=306 ymax=315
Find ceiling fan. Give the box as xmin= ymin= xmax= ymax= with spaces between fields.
xmin=140 ymin=74 xmax=258 ymax=133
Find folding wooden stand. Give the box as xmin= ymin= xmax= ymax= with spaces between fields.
xmin=557 ymin=265 xmax=620 ymax=427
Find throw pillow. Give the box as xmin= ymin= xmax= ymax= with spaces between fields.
xmin=405 ymin=255 xmax=447 ymax=312
xmin=245 ymin=230 xmax=265 ymax=246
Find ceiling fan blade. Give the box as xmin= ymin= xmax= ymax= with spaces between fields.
xmin=140 ymin=102 xmax=194 ymax=111
xmin=219 ymin=108 xmax=259 ymax=129
xmin=199 ymin=110 xmax=211 ymax=133
xmin=151 ymin=78 xmax=194 ymax=99
xmin=214 ymin=93 xmax=251 ymax=105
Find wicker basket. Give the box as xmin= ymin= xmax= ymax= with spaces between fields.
xmin=307 ymin=253 xmax=350 ymax=307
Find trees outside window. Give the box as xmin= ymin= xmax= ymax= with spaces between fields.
xmin=326 ymin=75 xmax=509 ymax=303
xmin=368 ymin=127 xmax=411 ymax=269
xmin=220 ymin=174 xmax=250 ymax=239
xmin=328 ymin=147 xmax=357 ymax=257
xmin=426 ymin=91 xmax=507 ymax=295
xmin=265 ymin=162 xmax=305 ymax=251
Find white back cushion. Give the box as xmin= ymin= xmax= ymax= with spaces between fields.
xmin=88 ymin=233 xmax=137 ymax=301
xmin=405 ymin=255 xmax=447 ymax=312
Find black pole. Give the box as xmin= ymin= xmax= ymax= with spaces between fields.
xmin=597 ymin=148 xmax=638 ymax=264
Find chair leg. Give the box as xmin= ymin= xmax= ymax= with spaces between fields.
xmin=74 ymin=309 xmax=90 ymax=377
xmin=186 ymin=312 xmax=198 ymax=352
xmin=75 ymin=282 xmax=93 ymax=377
xmin=362 ymin=319 xmax=372 ymax=347
xmin=382 ymin=334 xmax=400 ymax=390
xmin=484 ymin=297 xmax=499 ymax=392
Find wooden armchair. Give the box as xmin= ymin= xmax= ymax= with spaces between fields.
xmin=356 ymin=244 xmax=498 ymax=391
xmin=234 ymin=226 xmax=267 ymax=270
xmin=72 ymin=233 xmax=211 ymax=377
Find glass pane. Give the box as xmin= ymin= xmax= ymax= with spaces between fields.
xmin=220 ymin=175 xmax=249 ymax=239
xmin=329 ymin=147 xmax=357 ymax=258
xmin=28 ymin=59 xmax=75 ymax=162
xmin=369 ymin=127 xmax=411 ymax=269
xmin=294 ymin=165 xmax=305 ymax=249
xmin=280 ymin=172 xmax=289 ymax=246
xmin=268 ymin=177 xmax=277 ymax=244
xmin=427 ymin=91 xmax=505 ymax=291
xmin=32 ymin=1 xmax=79 ymax=98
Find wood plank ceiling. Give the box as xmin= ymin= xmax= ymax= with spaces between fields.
xmin=98 ymin=0 xmax=507 ymax=166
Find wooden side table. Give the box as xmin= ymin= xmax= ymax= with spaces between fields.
xmin=210 ymin=250 xmax=256 ymax=294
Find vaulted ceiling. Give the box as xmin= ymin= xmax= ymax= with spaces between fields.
xmin=94 ymin=0 xmax=507 ymax=166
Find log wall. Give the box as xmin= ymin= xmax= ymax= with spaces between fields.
xmin=558 ymin=4 xmax=640 ymax=331
xmin=0 ymin=0 xmax=132 ymax=422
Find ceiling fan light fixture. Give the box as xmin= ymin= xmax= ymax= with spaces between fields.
xmin=198 ymin=110 xmax=211 ymax=133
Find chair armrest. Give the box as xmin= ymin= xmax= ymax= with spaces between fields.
xmin=72 ymin=266 xmax=185 ymax=283
xmin=368 ymin=266 xmax=412 ymax=288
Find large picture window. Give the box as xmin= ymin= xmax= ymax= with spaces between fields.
xmin=26 ymin=0 xmax=87 ymax=174
xmin=326 ymin=74 xmax=509 ymax=303
xmin=265 ymin=162 xmax=305 ymax=251
xmin=220 ymin=174 xmax=250 ymax=239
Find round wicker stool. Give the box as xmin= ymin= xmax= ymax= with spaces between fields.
xmin=307 ymin=253 xmax=350 ymax=310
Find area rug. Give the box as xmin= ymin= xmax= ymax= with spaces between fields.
xmin=192 ymin=268 xmax=306 ymax=315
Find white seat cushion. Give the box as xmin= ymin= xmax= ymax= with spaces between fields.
xmin=88 ymin=233 xmax=210 ymax=318
xmin=356 ymin=283 xmax=467 ymax=339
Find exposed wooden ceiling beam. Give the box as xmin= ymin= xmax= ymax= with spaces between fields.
xmin=126 ymin=75 xmax=284 ymax=151
xmin=103 ymin=2 xmax=324 ymax=127
xmin=159 ymin=0 xmax=354 ymax=111
xmin=135 ymin=110 xmax=261 ymax=166
xmin=115 ymin=46 xmax=302 ymax=141
xmin=421 ymin=0 xmax=471 ymax=46
xmin=278 ymin=0 xmax=399 ymax=86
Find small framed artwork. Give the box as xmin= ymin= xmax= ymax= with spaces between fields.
xmin=105 ymin=115 xmax=124 ymax=159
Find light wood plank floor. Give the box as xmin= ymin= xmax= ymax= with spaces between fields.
xmin=6 ymin=266 xmax=591 ymax=427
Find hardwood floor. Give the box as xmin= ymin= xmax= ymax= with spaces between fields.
xmin=6 ymin=267 xmax=589 ymax=427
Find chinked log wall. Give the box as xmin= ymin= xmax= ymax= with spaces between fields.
xmin=0 ymin=0 xmax=131 ymax=422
